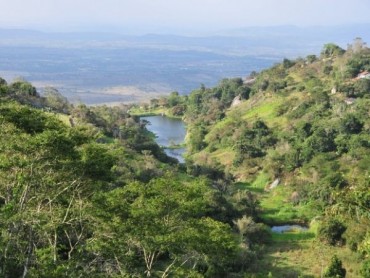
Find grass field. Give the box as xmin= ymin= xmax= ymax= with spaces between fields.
xmin=129 ymin=106 xmax=183 ymax=119
xmin=238 ymin=172 xmax=363 ymax=277
xmin=254 ymin=235 xmax=363 ymax=277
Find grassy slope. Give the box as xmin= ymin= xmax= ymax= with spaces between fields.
xmin=236 ymin=172 xmax=363 ymax=277
xmin=257 ymin=234 xmax=362 ymax=277
xmin=131 ymin=51 xmax=368 ymax=276
xmin=191 ymin=56 xmax=367 ymax=276
xmin=129 ymin=105 xmax=183 ymax=119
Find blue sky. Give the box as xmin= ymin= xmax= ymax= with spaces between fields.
xmin=1 ymin=0 xmax=370 ymax=34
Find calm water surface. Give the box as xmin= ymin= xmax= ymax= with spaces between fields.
xmin=271 ymin=225 xmax=308 ymax=233
xmin=141 ymin=115 xmax=186 ymax=163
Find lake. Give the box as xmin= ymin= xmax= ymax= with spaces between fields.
xmin=141 ymin=115 xmax=186 ymax=163
xmin=271 ymin=225 xmax=308 ymax=233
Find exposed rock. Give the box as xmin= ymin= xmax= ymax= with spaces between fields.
xmin=243 ymin=77 xmax=256 ymax=85
xmin=231 ymin=95 xmax=242 ymax=107
xmin=356 ymin=70 xmax=370 ymax=79
xmin=266 ymin=178 xmax=280 ymax=191
xmin=344 ymin=98 xmax=355 ymax=105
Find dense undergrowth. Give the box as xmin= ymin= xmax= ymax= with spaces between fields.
xmin=0 ymin=78 xmax=272 ymax=276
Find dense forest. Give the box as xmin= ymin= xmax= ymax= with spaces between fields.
xmin=0 ymin=39 xmax=369 ymax=277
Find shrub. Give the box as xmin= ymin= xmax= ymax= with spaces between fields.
xmin=322 ymin=173 xmax=348 ymax=189
xmin=354 ymin=79 xmax=370 ymax=97
xmin=340 ymin=114 xmax=364 ymax=134
xmin=323 ymin=64 xmax=333 ymax=75
xmin=318 ymin=218 xmax=346 ymax=246
xmin=306 ymin=55 xmax=317 ymax=63
xmin=321 ymin=43 xmax=345 ymax=58
xmin=233 ymin=216 xmax=271 ymax=246
xmin=360 ymin=259 xmax=370 ymax=278
xmin=323 ymin=255 xmax=346 ymax=278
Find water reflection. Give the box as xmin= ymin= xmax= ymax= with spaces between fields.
xmin=141 ymin=115 xmax=186 ymax=163
xmin=271 ymin=225 xmax=308 ymax=233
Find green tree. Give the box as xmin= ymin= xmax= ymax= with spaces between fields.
xmin=0 ymin=77 xmax=7 ymax=85
xmin=323 ymin=255 xmax=346 ymax=278
xmin=306 ymin=54 xmax=317 ymax=63
xmin=318 ymin=219 xmax=346 ymax=246
xmin=167 ymin=91 xmax=181 ymax=107
xmin=321 ymin=44 xmax=345 ymax=58
xmin=354 ymin=79 xmax=370 ymax=97
xmin=43 ymin=87 xmax=71 ymax=113
xmin=340 ymin=114 xmax=364 ymax=134
xmin=188 ymin=124 xmax=207 ymax=152
xmin=91 ymin=176 xmax=239 ymax=277
xmin=79 ymin=143 xmax=117 ymax=181
xmin=0 ymin=106 xmax=95 ymax=277
xmin=283 ymin=58 xmax=295 ymax=69
xmin=306 ymin=127 xmax=337 ymax=153
xmin=9 ymin=80 xmax=38 ymax=96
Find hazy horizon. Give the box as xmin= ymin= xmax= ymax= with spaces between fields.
xmin=1 ymin=0 xmax=370 ymax=105
xmin=1 ymin=0 xmax=370 ymax=35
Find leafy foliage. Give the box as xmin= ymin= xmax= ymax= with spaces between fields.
xmin=361 ymin=259 xmax=370 ymax=278
xmin=91 ymin=176 xmax=242 ymax=276
xmin=323 ymin=255 xmax=346 ymax=278
xmin=318 ymin=219 xmax=346 ymax=246
xmin=0 ymin=82 xmax=253 ymax=277
xmin=1 ymin=39 xmax=370 ymax=277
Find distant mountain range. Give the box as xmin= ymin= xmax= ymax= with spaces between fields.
xmin=1 ymin=24 xmax=369 ymax=56
xmin=0 ymin=24 xmax=369 ymax=104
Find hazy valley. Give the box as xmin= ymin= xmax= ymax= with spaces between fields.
xmin=1 ymin=24 xmax=369 ymax=104
xmin=0 ymin=16 xmax=370 ymax=276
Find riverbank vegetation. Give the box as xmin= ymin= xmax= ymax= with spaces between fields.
xmin=138 ymin=38 xmax=370 ymax=277
xmin=0 ymin=78 xmax=269 ymax=276
xmin=0 ymin=39 xmax=369 ymax=277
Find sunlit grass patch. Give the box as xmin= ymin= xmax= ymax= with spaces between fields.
xmin=271 ymin=231 xmax=315 ymax=242
xmin=210 ymin=148 xmax=235 ymax=165
xmin=251 ymin=171 xmax=270 ymax=190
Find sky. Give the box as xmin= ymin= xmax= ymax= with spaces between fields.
xmin=1 ymin=0 xmax=370 ymax=34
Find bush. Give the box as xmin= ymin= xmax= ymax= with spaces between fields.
xmin=43 ymin=87 xmax=70 ymax=113
xmin=0 ymin=104 xmax=61 ymax=134
xmin=344 ymin=224 xmax=368 ymax=252
xmin=323 ymin=65 xmax=333 ymax=75
xmin=9 ymin=80 xmax=38 ymax=96
xmin=318 ymin=218 xmax=346 ymax=246
xmin=233 ymin=216 xmax=271 ymax=246
xmin=0 ymin=78 xmax=8 ymax=96
xmin=323 ymin=255 xmax=346 ymax=278
xmin=360 ymin=259 xmax=370 ymax=278
xmin=354 ymin=79 xmax=370 ymax=97
xmin=171 ymin=104 xmax=186 ymax=116
xmin=321 ymin=43 xmax=345 ymax=58
xmin=340 ymin=114 xmax=364 ymax=134
xmin=306 ymin=55 xmax=317 ymax=63
xmin=288 ymin=100 xmax=313 ymax=119
xmin=322 ymin=173 xmax=347 ymax=189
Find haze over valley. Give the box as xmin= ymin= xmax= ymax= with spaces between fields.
xmin=1 ymin=0 xmax=370 ymax=276
xmin=1 ymin=25 xmax=369 ymax=104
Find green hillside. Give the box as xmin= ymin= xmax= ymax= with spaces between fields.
xmin=0 ymin=39 xmax=369 ymax=277
xmin=139 ymin=39 xmax=370 ymax=277
xmin=0 ymin=76 xmax=270 ymax=277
